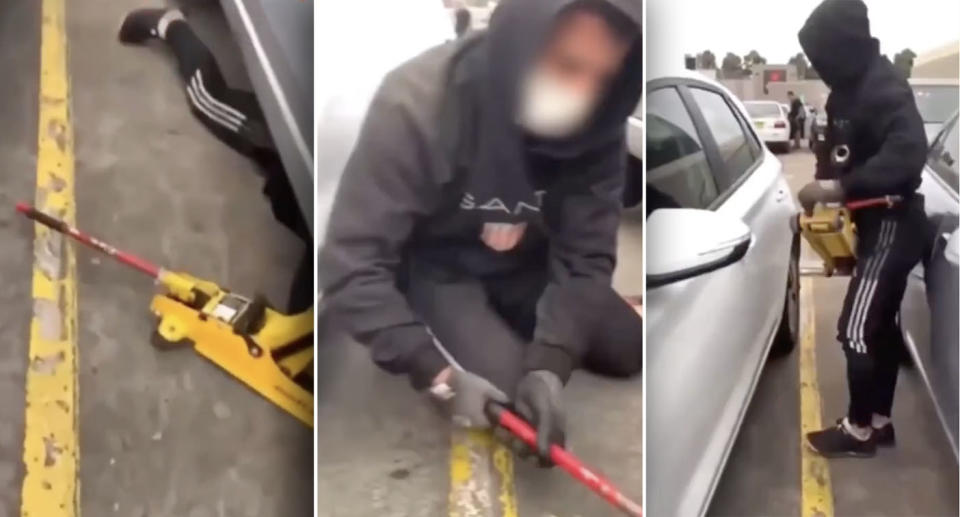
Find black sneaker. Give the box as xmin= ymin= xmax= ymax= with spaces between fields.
xmin=118 ymin=8 xmax=169 ymax=44
xmin=836 ymin=418 xmax=895 ymax=447
xmin=807 ymin=420 xmax=876 ymax=458
xmin=874 ymin=423 xmax=895 ymax=447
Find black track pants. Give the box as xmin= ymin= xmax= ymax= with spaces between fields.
xmin=165 ymin=21 xmax=273 ymax=155
xmin=162 ymin=20 xmax=311 ymax=312
xmin=837 ymin=200 xmax=926 ymax=426
xmin=404 ymin=266 xmax=643 ymax=395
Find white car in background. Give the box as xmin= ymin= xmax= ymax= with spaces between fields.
xmin=743 ymin=100 xmax=791 ymax=153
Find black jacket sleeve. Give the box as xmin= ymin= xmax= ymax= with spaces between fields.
xmin=319 ymin=87 xmax=449 ymax=390
xmin=839 ymin=86 xmax=927 ymax=199
xmin=524 ymin=142 xmax=626 ymax=382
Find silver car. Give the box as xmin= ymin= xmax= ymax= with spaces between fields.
xmin=901 ymin=111 xmax=960 ymax=457
xmin=220 ymin=0 xmax=314 ymax=232
xmin=645 ymin=68 xmax=799 ymax=516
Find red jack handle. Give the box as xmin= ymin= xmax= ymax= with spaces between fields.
xmin=845 ymin=195 xmax=902 ymax=211
xmin=16 ymin=202 xmax=162 ymax=278
xmin=486 ymin=401 xmax=642 ymax=517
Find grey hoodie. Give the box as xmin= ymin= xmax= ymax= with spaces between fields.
xmin=319 ymin=0 xmax=642 ymax=389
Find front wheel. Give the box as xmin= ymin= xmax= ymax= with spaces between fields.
xmin=770 ymin=233 xmax=800 ymax=357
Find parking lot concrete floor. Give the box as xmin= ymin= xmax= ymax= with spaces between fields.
xmin=1 ymin=1 xmax=312 ymax=516
xmin=709 ymin=147 xmax=957 ymax=516
xmin=316 ymin=210 xmax=642 ymax=516
xmin=0 ymin=1 xmax=41 ymax=514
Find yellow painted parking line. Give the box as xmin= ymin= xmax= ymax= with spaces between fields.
xmin=449 ymin=428 xmax=518 ymax=517
xmin=799 ymin=277 xmax=834 ymax=517
xmin=21 ymin=0 xmax=78 ymax=515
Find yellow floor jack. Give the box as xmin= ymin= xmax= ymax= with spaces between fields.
xmin=16 ymin=203 xmax=314 ymax=427
xmin=793 ymin=195 xmax=902 ymax=276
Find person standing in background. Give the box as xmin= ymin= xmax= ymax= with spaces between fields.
xmin=788 ymin=90 xmax=805 ymax=149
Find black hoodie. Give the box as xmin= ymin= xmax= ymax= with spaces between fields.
xmin=798 ymin=0 xmax=926 ymax=198
xmin=319 ymin=0 xmax=642 ymax=388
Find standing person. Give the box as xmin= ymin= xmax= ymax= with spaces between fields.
xmin=788 ymin=90 xmax=805 ymax=149
xmin=118 ymin=8 xmax=312 ymax=312
xmin=797 ymin=0 xmax=928 ymax=458
xmin=320 ymin=0 xmax=642 ymax=464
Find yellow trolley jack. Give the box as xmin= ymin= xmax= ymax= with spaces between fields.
xmin=793 ymin=195 xmax=902 ymax=277
xmin=16 ymin=202 xmax=313 ymax=427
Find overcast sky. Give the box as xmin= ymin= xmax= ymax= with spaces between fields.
xmin=648 ymin=0 xmax=960 ymax=65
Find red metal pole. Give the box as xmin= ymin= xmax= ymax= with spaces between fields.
xmin=16 ymin=202 xmax=162 ymax=278
xmin=845 ymin=195 xmax=902 ymax=211
xmin=489 ymin=402 xmax=642 ymax=517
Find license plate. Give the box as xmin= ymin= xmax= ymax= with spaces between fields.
xmin=818 ymin=134 xmax=825 ymax=141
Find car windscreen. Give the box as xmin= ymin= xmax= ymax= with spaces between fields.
xmin=744 ymin=103 xmax=781 ymax=119
xmin=913 ymin=85 xmax=960 ymax=124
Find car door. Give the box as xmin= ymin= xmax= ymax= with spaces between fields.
xmin=900 ymin=113 xmax=960 ymax=456
xmin=646 ymin=80 xmax=796 ymax=517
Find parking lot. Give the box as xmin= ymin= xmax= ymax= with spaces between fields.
xmin=0 ymin=1 xmax=311 ymax=515
xmin=708 ymin=147 xmax=958 ymax=517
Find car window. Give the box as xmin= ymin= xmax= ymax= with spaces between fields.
xmin=744 ymin=102 xmax=780 ymax=118
xmin=928 ymin=116 xmax=959 ymax=192
xmin=645 ymin=87 xmax=718 ymax=210
xmin=913 ymin=85 xmax=960 ymax=124
xmin=689 ymin=87 xmax=759 ymax=190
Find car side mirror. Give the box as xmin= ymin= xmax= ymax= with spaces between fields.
xmin=647 ymin=208 xmax=752 ymax=287
xmin=944 ymin=229 xmax=959 ymax=266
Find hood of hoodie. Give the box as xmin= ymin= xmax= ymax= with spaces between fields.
xmin=484 ymin=0 xmax=642 ymax=153
xmin=798 ymin=0 xmax=879 ymax=89
xmin=451 ymin=0 xmax=642 ymax=224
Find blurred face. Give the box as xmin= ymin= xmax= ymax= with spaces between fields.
xmin=788 ymin=93 xmax=796 ymax=100
xmin=517 ymin=10 xmax=632 ymax=138
xmin=539 ymin=11 xmax=631 ymax=102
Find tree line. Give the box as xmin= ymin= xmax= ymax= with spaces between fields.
xmin=687 ymin=49 xmax=917 ymax=80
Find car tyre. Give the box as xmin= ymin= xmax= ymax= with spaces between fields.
xmin=770 ymin=233 xmax=800 ymax=357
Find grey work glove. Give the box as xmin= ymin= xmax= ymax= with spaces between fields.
xmin=447 ymin=369 xmax=509 ymax=429
xmin=515 ymin=370 xmax=566 ymax=467
xmin=797 ymin=180 xmax=844 ymax=215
